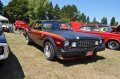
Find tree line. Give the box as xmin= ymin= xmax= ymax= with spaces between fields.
xmin=0 ymin=0 xmax=119 ymax=26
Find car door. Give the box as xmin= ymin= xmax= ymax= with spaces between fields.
xmin=29 ymin=21 xmax=44 ymax=46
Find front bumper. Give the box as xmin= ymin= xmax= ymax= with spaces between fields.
xmin=0 ymin=43 xmax=9 ymax=60
xmin=57 ymin=45 xmax=105 ymax=59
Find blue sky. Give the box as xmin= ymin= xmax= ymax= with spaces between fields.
xmin=1 ymin=0 xmax=120 ymax=24
xmin=52 ymin=0 xmax=120 ymax=24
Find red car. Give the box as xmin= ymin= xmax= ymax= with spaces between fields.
xmin=24 ymin=20 xmax=105 ymax=60
xmin=71 ymin=24 xmax=120 ymax=50
xmin=15 ymin=20 xmax=29 ymax=31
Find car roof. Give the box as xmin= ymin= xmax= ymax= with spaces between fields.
xmin=35 ymin=20 xmax=67 ymax=24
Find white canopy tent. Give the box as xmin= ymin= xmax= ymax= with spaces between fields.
xmin=0 ymin=15 xmax=8 ymax=21
xmin=0 ymin=15 xmax=9 ymax=32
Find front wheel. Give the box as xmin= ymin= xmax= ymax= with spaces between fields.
xmin=107 ymin=40 xmax=120 ymax=50
xmin=44 ymin=42 xmax=56 ymax=61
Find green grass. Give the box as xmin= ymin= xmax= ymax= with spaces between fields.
xmin=4 ymin=33 xmax=120 ymax=79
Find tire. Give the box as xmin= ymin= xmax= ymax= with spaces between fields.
xmin=26 ymin=35 xmax=32 ymax=45
xmin=107 ymin=40 xmax=120 ymax=50
xmin=44 ymin=42 xmax=56 ymax=61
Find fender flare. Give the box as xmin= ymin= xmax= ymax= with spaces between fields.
xmin=43 ymin=36 xmax=56 ymax=47
xmin=43 ymin=36 xmax=60 ymax=57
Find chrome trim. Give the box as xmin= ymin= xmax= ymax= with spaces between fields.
xmin=0 ymin=43 xmax=9 ymax=60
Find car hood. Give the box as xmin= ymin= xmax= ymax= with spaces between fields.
xmin=0 ymin=32 xmax=6 ymax=43
xmin=50 ymin=30 xmax=102 ymax=40
xmin=79 ymin=30 xmax=120 ymax=39
xmin=90 ymin=31 xmax=120 ymax=37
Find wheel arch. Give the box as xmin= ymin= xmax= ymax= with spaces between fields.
xmin=43 ymin=36 xmax=60 ymax=59
xmin=106 ymin=39 xmax=120 ymax=47
xmin=43 ymin=36 xmax=56 ymax=48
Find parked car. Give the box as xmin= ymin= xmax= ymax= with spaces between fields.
xmin=0 ymin=28 xmax=9 ymax=66
xmin=73 ymin=24 xmax=120 ymax=50
xmin=25 ymin=20 xmax=105 ymax=60
xmin=14 ymin=20 xmax=29 ymax=31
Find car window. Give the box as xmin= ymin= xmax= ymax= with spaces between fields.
xmin=60 ymin=23 xmax=69 ymax=30
xmin=80 ymin=26 xmax=99 ymax=31
xmin=42 ymin=21 xmax=72 ymax=31
xmin=43 ymin=23 xmax=52 ymax=30
xmin=32 ymin=21 xmax=42 ymax=30
xmin=98 ymin=26 xmax=112 ymax=32
xmin=42 ymin=22 xmax=60 ymax=30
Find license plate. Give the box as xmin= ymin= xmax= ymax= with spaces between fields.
xmin=86 ymin=51 xmax=93 ymax=56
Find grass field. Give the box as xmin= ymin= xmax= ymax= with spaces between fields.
xmin=0 ymin=33 xmax=120 ymax=79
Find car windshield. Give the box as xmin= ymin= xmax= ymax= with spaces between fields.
xmin=98 ymin=26 xmax=112 ymax=32
xmin=80 ymin=25 xmax=112 ymax=32
xmin=43 ymin=21 xmax=72 ymax=30
xmin=80 ymin=26 xmax=99 ymax=31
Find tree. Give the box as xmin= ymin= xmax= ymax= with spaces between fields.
xmin=101 ymin=17 xmax=107 ymax=25
xmin=80 ymin=13 xmax=86 ymax=24
xmin=0 ymin=0 xmax=3 ymax=15
xmin=54 ymin=4 xmax=60 ymax=20
xmin=110 ymin=17 xmax=116 ymax=26
xmin=46 ymin=2 xmax=54 ymax=20
xmin=4 ymin=0 xmax=29 ymax=22
xmin=28 ymin=0 xmax=48 ymax=20
xmin=86 ymin=16 xmax=90 ymax=24
xmin=60 ymin=5 xmax=78 ymax=20
xmin=115 ymin=22 xmax=118 ymax=26
xmin=92 ymin=17 xmax=99 ymax=24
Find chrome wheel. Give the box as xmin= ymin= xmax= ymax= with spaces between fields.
xmin=44 ymin=44 xmax=51 ymax=58
xmin=44 ymin=42 xmax=56 ymax=60
xmin=108 ymin=41 xmax=120 ymax=50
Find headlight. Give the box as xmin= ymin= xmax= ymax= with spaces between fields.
xmin=95 ymin=41 xmax=99 ymax=45
xmin=71 ymin=42 xmax=77 ymax=47
xmin=64 ymin=40 xmax=69 ymax=47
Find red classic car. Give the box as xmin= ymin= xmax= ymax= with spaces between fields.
xmin=24 ymin=20 xmax=105 ymax=60
xmin=15 ymin=20 xmax=29 ymax=31
xmin=72 ymin=24 xmax=120 ymax=50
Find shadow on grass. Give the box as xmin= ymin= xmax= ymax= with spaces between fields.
xmin=57 ymin=55 xmax=105 ymax=67
xmin=30 ymin=43 xmax=44 ymax=52
xmin=30 ymin=43 xmax=105 ymax=67
xmin=0 ymin=48 xmax=25 ymax=79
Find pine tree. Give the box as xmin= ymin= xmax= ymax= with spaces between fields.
xmin=81 ymin=13 xmax=86 ymax=24
xmin=46 ymin=2 xmax=54 ymax=20
xmin=92 ymin=17 xmax=99 ymax=24
xmin=54 ymin=4 xmax=60 ymax=20
xmin=86 ymin=16 xmax=90 ymax=24
xmin=101 ymin=17 xmax=107 ymax=25
xmin=0 ymin=0 xmax=3 ymax=15
xmin=110 ymin=17 xmax=116 ymax=26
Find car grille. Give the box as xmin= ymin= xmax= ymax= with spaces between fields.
xmin=78 ymin=40 xmax=95 ymax=48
